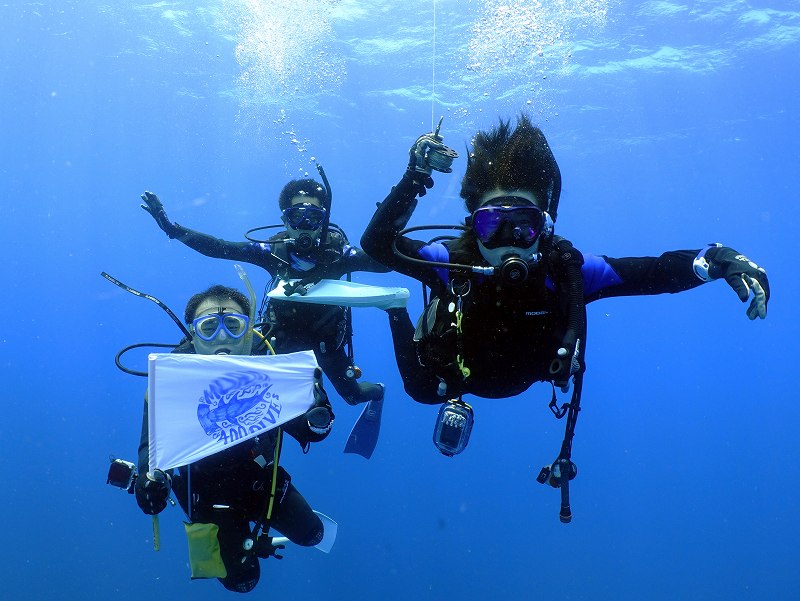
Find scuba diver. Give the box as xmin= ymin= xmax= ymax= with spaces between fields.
xmin=360 ymin=114 xmax=770 ymax=521
xmin=133 ymin=284 xmax=335 ymax=593
xmin=139 ymin=170 xmax=390 ymax=458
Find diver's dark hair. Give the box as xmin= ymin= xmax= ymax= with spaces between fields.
xmin=184 ymin=285 xmax=250 ymax=324
xmin=278 ymin=179 xmax=329 ymax=212
xmin=460 ymin=114 xmax=562 ymax=220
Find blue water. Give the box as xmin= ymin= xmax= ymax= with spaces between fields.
xmin=2 ymin=1 xmax=798 ymax=599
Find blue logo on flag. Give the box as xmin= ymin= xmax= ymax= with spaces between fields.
xmin=197 ymin=370 xmax=282 ymax=445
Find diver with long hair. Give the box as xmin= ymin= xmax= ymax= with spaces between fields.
xmin=363 ymin=114 xmax=769 ymax=404
xmin=361 ymin=115 xmax=769 ymax=520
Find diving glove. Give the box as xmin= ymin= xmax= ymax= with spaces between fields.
xmin=694 ymin=244 xmax=770 ymax=320
xmin=306 ymin=405 xmax=334 ymax=436
xmin=140 ymin=191 xmax=181 ymax=239
xmin=407 ymin=117 xmax=458 ymax=176
xmin=134 ymin=469 xmax=172 ymax=515
xmin=254 ymin=535 xmax=285 ymax=560
xmin=405 ymin=123 xmax=456 ymax=197
xmin=404 ymin=138 xmax=435 ymax=198
xmin=408 ymin=133 xmax=448 ymax=176
xmin=405 ymin=127 xmax=446 ymax=197
xmin=306 ymin=379 xmax=334 ymax=437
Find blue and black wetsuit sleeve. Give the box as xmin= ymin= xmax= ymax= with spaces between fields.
xmin=170 ymin=224 xmax=281 ymax=274
xmin=361 ymin=173 xmax=443 ymax=288
xmin=582 ymin=249 xmax=703 ymax=301
xmin=342 ymin=246 xmax=392 ymax=275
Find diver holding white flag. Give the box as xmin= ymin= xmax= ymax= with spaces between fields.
xmin=139 ymin=166 xmax=394 ymax=460
xmin=129 ymin=283 xmax=336 ymax=593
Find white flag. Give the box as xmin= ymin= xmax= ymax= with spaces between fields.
xmin=147 ymin=350 xmax=318 ymax=471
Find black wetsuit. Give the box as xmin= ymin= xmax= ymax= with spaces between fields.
xmin=137 ymin=343 xmax=332 ymax=593
xmin=168 ymin=224 xmax=389 ymax=404
xmin=361 ymin=174 xmax=706 ymax=404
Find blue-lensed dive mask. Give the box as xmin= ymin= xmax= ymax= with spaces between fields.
xmin=282 ymin=203 xmax=327 ymax=231
xmin=191 ymin=312 xmax=250 ymax=342
xmin=470 ymin=198 xmax=546 ymax=250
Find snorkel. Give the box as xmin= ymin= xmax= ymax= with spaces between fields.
xmin=315 ymin=162 xmax=333 ymax=247
xmin=235 ymin=263 xmax=257 ymax=353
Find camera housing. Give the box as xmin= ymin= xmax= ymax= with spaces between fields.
xmin=107 ymin=458 xmax=137 ymax=493
xmin=433 ymin=400 xmax=474 ymax=456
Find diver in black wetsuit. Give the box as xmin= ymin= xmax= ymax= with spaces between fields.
xmin=139 ymin=177 xmax=389 ymax=407
xmin=135 ymin=285 xmax=334 ymax=593
xmin=361 ymin=114 xmax=770 ymax=405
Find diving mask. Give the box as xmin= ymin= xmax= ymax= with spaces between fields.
xmin=282 ymin=203 xmax=327 ymax=231
xmin=471 ymin=201 xmax=546 ymax=250
xmin=470 ymin=197 xmax=554 ymax=284
xmin=191 ymin=312 xmax=249 ymax=341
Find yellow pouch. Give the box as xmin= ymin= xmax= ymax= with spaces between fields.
xmin=184 ymin=522 xmax=227 ymax=579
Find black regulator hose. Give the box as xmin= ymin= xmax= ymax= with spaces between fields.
xmin=101 ymin=272 xmax=192 ymax=341
xmin=115 ymin=342 xmax=178 ymax=377
xmin=558 ymin=458 xmax=574 ymax=524
xmin=392 ymin=225 xmax=494 ymax=276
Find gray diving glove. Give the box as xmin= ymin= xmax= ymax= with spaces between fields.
xmin=405 ymin=118 xmax=458 ymax=196
xmin=140 ymin=191 xmax=181 ymax=239
xmin=694 ymin=244 xmax=770 ymax=320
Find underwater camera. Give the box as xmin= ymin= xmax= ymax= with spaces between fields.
xmin=432 ymin=399 xmax=474 ymax=457
xmin=107 ymin=458 xmax=137 ymax=493
xmin=426 ymin=144 xmax=458 ymax=173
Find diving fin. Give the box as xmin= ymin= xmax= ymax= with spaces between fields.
xmin=311 ymin=511 xmax=338 ymax=553
xmin=270 ymin=511 xmax=338 ymax=554
xmin=343 ymin=397 xmax=384 ymax=459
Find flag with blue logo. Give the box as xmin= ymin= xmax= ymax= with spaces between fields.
xmin=147 ymin=350 xmax=318 ymax=470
